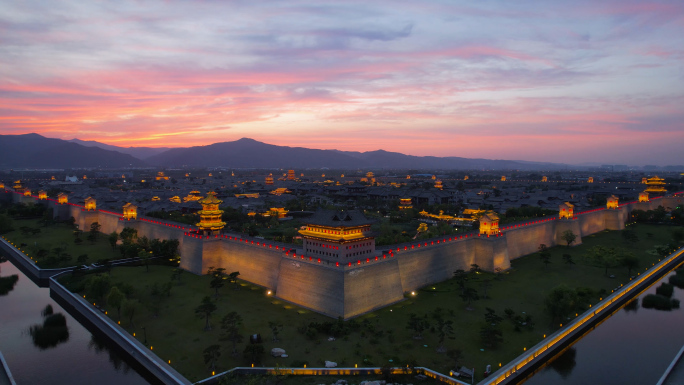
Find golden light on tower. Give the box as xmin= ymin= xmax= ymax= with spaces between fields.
xmin=58 ymin=193 xmax=68 ymax=205
xmin=501 ymin=176 xmax=506 ymax=182
xmin=265 ymin=174 xmax=274 ymax=185
xmin=23 ymin=189 xmax=32 ymax=197
xmin=639 ymin=192 xmax=649 ymax=202
xmin=0 ymin=182 xmax=4 ymax=190
xmin=406 ymin=175 xmax=411 ymax=179
xmin=606 ymin=195 xmax=619 ymax=209
xmin=123 ymin=203 xmax=138 ymax=220
xmin=83 ymin=175 xmax=87 ymax=179
xmin=38 ymin=190 xmax=47 ymax=200
xmin=417 ymin=222 xmax=429 ymax=233
xmin=464 ymin=175 xmax=469 ymax=180
xmin=84 ymin=197 xmax=97 ymax=211
xmin=12 ymin=180 xmax=23 ymax=191
xmin=542 ymin=176 xmax=548 ymax=182
xmin=588 ymin=177 xmax=594 ymax=183
xmin=155 ymin=172 xmax=169 ymax=181
xmin=196 ymin=192 xmax=226 ymax=235
xmin=399 ymin=198 xmax=413 ymax=210
xmin=643 ymin=176 xmax=667 ymax=194
xmin=169 ymin=196 xmax=181 ymax=203
xmin=479 ymin=212 xmax=501 ymax=235
xmin=559 ymin=202 xmax=574 ymax=219
xmin=287 ymin=170 xmax=295 ymax=180
xmin=434 ymin=180 xmax=443 ymax=190
xmin=51 ymin=176 xmax=56 ymax=181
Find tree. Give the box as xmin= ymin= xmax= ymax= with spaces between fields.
xmin=481 ymin=279 xmax=492 ymax=299
xmin=228 ymin=271 xmax=241 ymax=290
xmin=77 ymin=254 xmax=89 ymax=264
xmin=108 ymin=232 xmax=119 ymax=250
xmin=85 ymin=274 xmax=111 ymax=302
xmin=203 ymin=344 xmax=221 ymax=372
xmin=406 ymin=313 xmax=430 ymax=340
xmin=562 ymin=230 xmax=577 ymax=247
xmin=544 ymin=285 xmax=579 ymax=324
xmin=618 ymin=251 xmax=640 ymax=277
xmin=88 ymin=222 xmax=101 ymax=243
xmin=195 ymin=296 xmax=217 ymax=331
xmin=220 ymin=311 xmax=244 ymax=355
xmin=171 ymin=268 xmax=184 ymax=284
xmin=120 ymin=227 xmax=138 ymax=244
xmin=139 ymin=250 xmax=152 ymax=272
xmin=480 ymin=324 xmax=503 ymax=348
xmin=122 ymin=299 xmax=140 ymax=327
xmin=588 ymin=246 xmax=617 ymax=276
xmin=461 ymin=287 xmax=479 ymax=310
xmin=453 ymin=269 xmax=468 ymax=295
xmin=562 ymin=254 xmax=575 ymax=267
xmin=243 ymin=344 xmax=265 ymax=365
xmin=269 ymin=321 xmax=283 ymax=342
xmin=672 ymin=228 xmax=684 ymax=245
xmin=208 ymin=267 xmax=226 ymax=297
xmin=539 ymin=244 xmax=551 ymax=268
xmin=107 ymin=286 xmax=125 ymax=320
xmin=484 ymin=307 xmax=503 ymax=325
xmin=435 ymin=318 xmax=454 ymax=353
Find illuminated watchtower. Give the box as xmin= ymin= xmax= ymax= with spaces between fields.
xmin=588 ymin=177 xmax=594 ymax=183
xmin=479 ymin=212 xmax=501 ymax=236
xmin=501 ymin=176 xmax=506 ymax=182
xmin=644 ymin=176 xmax=667 ymax=194
xmin=58 ymin=193 xmax=68 ymax=205
xmin=300 ymin=210 xmax=375 ymax=262
xmin=196 ymin=192 xmax=226 ymax=235
xmin=265 ymin=174 xmax=274 ymax=185
xmin=123 ymin=203 xmax=137 ymax=220
xmin=607 ymin=195 xmax=619 ymax=209
xmin=287 ymin=170 xmax=295 ymax=180
xmin=434 ymin=180 xmax=443 ymax=190
xmin=464 ymin=175 xmax=469 ymax=181
xmin=542 ymin=176 xmax=548 ymax=182
xmin=84 ymin=197 xmax=97 ymax=211
xmin=38 ymin=190 xmax=47 ymax=200
xmin=399 ymin=198 xmax=413 ymax=210
xmin=13 ymin=180 xmax=24 ymax=192
xmin=0 ymin=182 xmax=4 ymax=190
xmin=23 ymin=189 xmax=32 ymax=197
xmin=155 ymin=172 xmax=169 ymax=181
xmin=639 ymin=192 xmax=649 ymax=202
xmin=559 ymin=202 xmax=574 ymax=219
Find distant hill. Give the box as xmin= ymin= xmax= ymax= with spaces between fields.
xmin=146 ymin=138 xmax=567 ymax=170
xmin=0 ymin=134 xmax=146 ymax=168
xmin=68 ymin=138 xmax=170 ymax=160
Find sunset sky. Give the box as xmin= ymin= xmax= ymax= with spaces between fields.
xmin=1 ymin=1 xmax=683 ymax=165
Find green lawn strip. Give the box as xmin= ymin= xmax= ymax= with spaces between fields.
xmin=2 ymin=219 xmax=122 ymax=268
xmin=62 ymin=223 xmax=680 ymax=382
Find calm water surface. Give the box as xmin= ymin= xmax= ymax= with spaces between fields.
xmin=522 ymin=270 xmax=684 ymax=385
xmin=0 ymin=258 xmax=150 ymax=385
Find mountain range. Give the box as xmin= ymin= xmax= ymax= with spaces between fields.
xmin=0 ymin=133 xmax=567 ymax=170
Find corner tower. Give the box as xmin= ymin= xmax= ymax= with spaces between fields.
xmin=300 ymin=210 xmax=375 ymax=262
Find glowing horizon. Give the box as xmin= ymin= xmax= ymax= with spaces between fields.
xmin=1 ymin=1 xmax=683 ymax=165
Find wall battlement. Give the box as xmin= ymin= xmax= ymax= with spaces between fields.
xmin=5 ymin=190 xmax=683 ymax=319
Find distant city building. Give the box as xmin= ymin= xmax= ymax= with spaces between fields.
xmin=155 ymin=172 xmax=169 ymax=181
xmin=399 ymin=198 xmax=413 ymax=210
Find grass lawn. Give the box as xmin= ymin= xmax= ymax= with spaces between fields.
xmin=60 ymin=223 xmax=682 ymax=383
xmin=2 ymin=219 xmax=122 ymax=268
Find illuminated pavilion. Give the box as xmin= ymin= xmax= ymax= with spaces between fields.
xmin=643 ymin=176 xmax=667 ymax=194
xmin=479 ymin=212 xmax=500 ymax=236
xmin=196 ymin=192 xmax=226 ymax=235
xmin=300 ymin=210 xmax=375 ymax=263
xmin=123 ymin=203 xmax=138 ymax=220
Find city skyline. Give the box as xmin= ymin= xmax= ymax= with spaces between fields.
xmin=1 ymin=1 xmax=683 ymax=165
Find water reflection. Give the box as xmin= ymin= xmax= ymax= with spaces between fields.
xmin=28 ymin=307 xmax=70 ymax=349
xmin=547 ymin=347 xmax=577 ymax=379
xmin=88 ymin=334 xmax=132 ymax=374
xmin=0 ymin=274 xmax=19 ymax=295
xmin=623 ymin=298 xmax=639 ymax=313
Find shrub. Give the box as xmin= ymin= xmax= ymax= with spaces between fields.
xmin=670 ymin=274 xmax=684 ymax=289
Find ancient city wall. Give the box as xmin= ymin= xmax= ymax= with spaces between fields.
xmin=6 ymin=190 xmax=683 ymax=319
